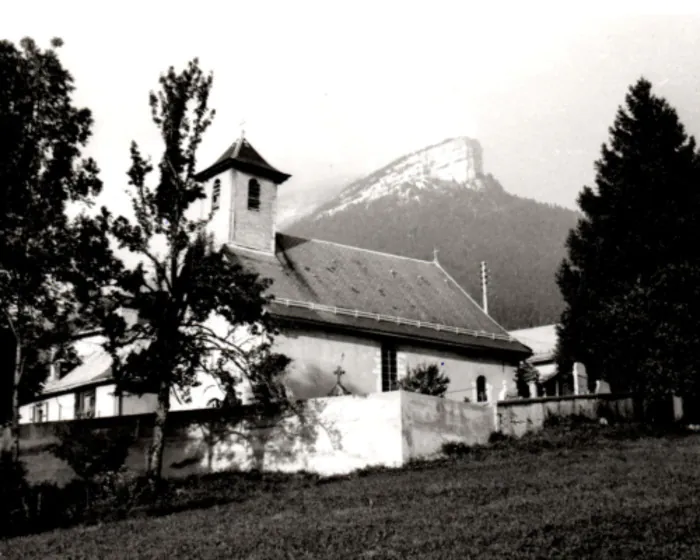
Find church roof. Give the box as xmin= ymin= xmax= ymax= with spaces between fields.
xmin=195 ymin=137 xmax=291 ymax=185
xmin=224 ymin=234 xmax=531 ymax=358
xmin=509 ymin=324 xmax=557 ymax=364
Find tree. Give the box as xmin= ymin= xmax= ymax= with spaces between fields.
xmin=556 ymin=77 xmax=700 ymax=402
xmin=102 ymin=59 xmax=290 ymax=485
xmin=398 ymin=363 xmax=450 ymax=397
xmin=515 ymin=361 xmax=538 ymax=398
xmin=0 ymin=37 xmax=119 ymax=462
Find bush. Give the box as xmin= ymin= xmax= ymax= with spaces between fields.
xmin=515 ymin=361 xmax=539 ymax=398
xmin=399 ymin=363 xmax=450 ymax=397
xmin=52 ymin=422 xmax=134 ymax=480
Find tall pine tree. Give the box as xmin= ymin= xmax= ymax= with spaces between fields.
xmin=556 ymin=77 xmax=700 ymax=401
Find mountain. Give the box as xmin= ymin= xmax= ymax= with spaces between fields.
xmin=285 ymin=137 xmax=581 ymax=330
xmin=277 ymin=174 xmax=356 ymax=228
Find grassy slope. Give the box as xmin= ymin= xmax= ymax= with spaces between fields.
xmin=4 ymin=425 xmax=700 ymax=559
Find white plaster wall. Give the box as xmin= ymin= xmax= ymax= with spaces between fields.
xmin=50 ymin=393 xmax=75 ymax=422
xmin=201 ymin=169 xmax=236 ymax=249
xmin=19 ymin=393 xmax=76 ymax=425
xmin=260 ymin=326 xmax=518 ymax=403
xmin=179 ymin=391 xmax=404 ymax=477
xmin=397 ymin=345 xmax=517 ymax=403
xmin=400 ymin=390 xmax=497 ymax=461
xmin=231 ymin=170 xmax=277 ymax=253
xmin=272 ymin=328 xmax=382 ymax=399
xmin=121 ymin=392 xmax=159 ymax=416
xmin=95 ymin=385 xmax=119 ymax=418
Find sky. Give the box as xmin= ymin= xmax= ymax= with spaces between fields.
xmin=4 ymin=1 xmax=700 ymax=225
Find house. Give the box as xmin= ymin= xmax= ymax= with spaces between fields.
xmin=19 ymin=134 xmax=531 ymax=424
xmin=509 ymin=324 xmax=596 ymax=397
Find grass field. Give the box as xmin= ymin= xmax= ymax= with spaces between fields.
xmin=4 ymin=421 xmax=700 ymax=559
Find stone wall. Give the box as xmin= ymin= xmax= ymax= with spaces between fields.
xmin=401 ymin=391 xmax=495 ymax=461
xmin=19 ymin=391 xmax=495 ymax=485
xmin=497 ymin=393 xmax=646 ymax=438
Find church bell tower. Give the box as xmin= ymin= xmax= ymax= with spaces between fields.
xmin=194 ymin=127 xmax=291 ymax=254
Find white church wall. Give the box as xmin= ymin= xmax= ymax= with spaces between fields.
xmin=398 ymin=345 xmax=517 ymax=403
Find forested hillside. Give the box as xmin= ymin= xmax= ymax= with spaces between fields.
xmin=287 ymin=174 xmax=579 ymax=329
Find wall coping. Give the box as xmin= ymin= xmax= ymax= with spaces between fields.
xmin=497 ymin=392 xmax=637 ymax=407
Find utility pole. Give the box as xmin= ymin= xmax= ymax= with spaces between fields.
xmin=480 ymin=261 xmax=489 ymax=315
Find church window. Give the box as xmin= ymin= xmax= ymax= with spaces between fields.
xmin=212 ymin=182 xmax=221 ymax=212
xmin=476 ymin=375 xmax=487 ymax=402
xmin=381 ymin=344 xmax=398 ymax=391
xmin=248 ymin=178 xmax=261 ymax=211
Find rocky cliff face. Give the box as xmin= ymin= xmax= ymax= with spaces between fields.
xmin=287 ymin=137 xmax=581 ymax=329
xmin=316 ymin=137 xmax=487 ymax=218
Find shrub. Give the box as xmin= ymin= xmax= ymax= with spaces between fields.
xmin=52 ymin=422 xmax=134 ymax=480
xmin=399 ymin=363 xmax=450 ymax=397
xmin=515 ymin=361 xmax=539 ymax=398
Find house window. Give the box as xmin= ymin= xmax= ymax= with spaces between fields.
xmin=476 ymin=375 xmax=487 ymax=402
xmin=381 ymin=344 xmax=398 ymax=392
xmin=248 ymin=178 xmax=261 ymax=211
xmin=32 ymin=402 xmax=48 ymax=423
xmin=75 ymin=388 xmax=96 ymax=419
xmin=212 ymin=182 xmax=221 ymax=212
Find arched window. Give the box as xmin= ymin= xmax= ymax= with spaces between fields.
xmin=476 ymin=375 xmax=487 ymax=402
xmin=248 ymin=178 xmax=261 ymax=211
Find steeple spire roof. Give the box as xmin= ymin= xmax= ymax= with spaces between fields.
xmin=195 ymin=136 xmax=291 ymax=185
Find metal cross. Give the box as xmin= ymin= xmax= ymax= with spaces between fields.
xmin=239 ymin=119 xmax=246 ymax=141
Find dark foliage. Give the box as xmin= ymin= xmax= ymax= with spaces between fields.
xmin=289 ymin=173 xmax=579 ymax=329
xmin=556 ymin=77 xmax=700 ymax=402
xmin=99 ymin=59 xmax=290 ymax=483
xmin=398 ymin=362 xmax=450 ymax=397
xmin=53 ymin=422 xmax=134 ymax=480
xmin=515 ymin=361 xmax=539 ymax=398
xmin=0 ymin=456 xmax=30 ymax=536
xmin=0 ymin=37 xmax=120 ymax=461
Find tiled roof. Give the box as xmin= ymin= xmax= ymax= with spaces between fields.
xmin=40 ymin=339 xmax=148 ymax=397
xmin=42 ymin=348 xmax=113 ymax=394
xmin=195 ymin=137 xmax=291 ymax=185
xmin=225 ymin=234 xmax=531 ymax=357
xmin=509 ymin=324 xmax=557 ymax=363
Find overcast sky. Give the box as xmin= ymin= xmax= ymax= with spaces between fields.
xmin=4 ymin=1 xmax=700 ymax=224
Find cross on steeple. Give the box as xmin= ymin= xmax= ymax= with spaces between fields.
xmin=433 ymin=248 xmax=440 ymax=263
xmin=239 ymin=119 xmax=246 ymax=141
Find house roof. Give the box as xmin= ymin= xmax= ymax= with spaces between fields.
xmin=225 ymin=234 xmax=531 ymax=357
xmin=42 ymin=347 xmax=113 ymax=395
xmin=194 ymin=137 xmax=291 ymax=185
xmin=38 ymin=339 xmax=148 ymax=398
xmin=509 ymin=324 xmax=557 ymax=363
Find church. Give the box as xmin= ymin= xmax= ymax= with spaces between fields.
xmin=19 ymin=134 xmax=531 ymax=425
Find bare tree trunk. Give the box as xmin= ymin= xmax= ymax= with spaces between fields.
xmin=147 ymin=377 xmax=171 ymax=487
xmin=1 ymin=342 xmax=21 ymax=463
